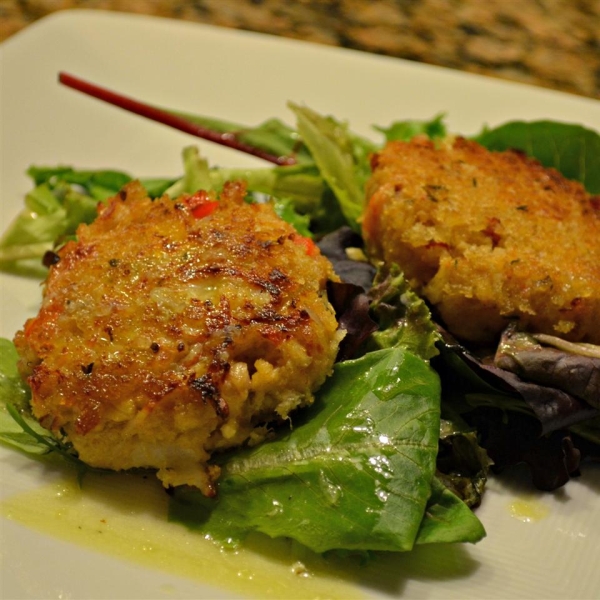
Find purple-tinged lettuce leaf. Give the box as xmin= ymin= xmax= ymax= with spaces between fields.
xmin=466 ymin=408 xmax=582 ymax=491
xmin=316 ymin=227 xmax=378 ymax=360
xmin=435 ymin=331 xmax=596 ymax=490
xmin=495 ymin=328 xmax=600 ymax=409
xmin=437 ymin=329 xmax=598 ymax=435
xmin=317 ymin=226 xmax=376 ymax=292
xmin=436 ymin=411 xmax=492 ymax=508
xmin=326 ymin=281 xmax=377 ymax=361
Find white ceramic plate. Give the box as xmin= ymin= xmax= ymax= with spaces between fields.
xmin=1 ymin=10 xmax=600 ymax=600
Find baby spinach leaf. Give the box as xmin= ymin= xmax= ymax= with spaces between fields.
xmin=473 ymin=120 xmax=600 ymax=193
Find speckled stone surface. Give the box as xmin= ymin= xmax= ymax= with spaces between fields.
xmin=2 ymin=0 xmax=599 ymax=99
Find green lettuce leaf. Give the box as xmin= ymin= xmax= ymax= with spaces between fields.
xmin=165 ymin=146 xmax=328 ymax=222
xmin=0 ymin=338 xmax=59 ymax=454
xmin=271 ymin=197 xmax=312 ymax=237
xmin=375 ymin=114 xmax=447 ymax=142
xmin=0 ymin=338 xmax=43 ymax=453
xmin=0 ymin=167 xmax=176 ymax=276
xmin=1 ymin=149 xmax=326 ymax=276
xmin=167 ymin=111 xmax=314 ymax=165
xmin=170 ymin=347 xmax=483 ymax=552
xmin=365 ymin=265 xmax=440 ymax=361
xmin=0 ymin=338 xmax=91 ymax=480
xmin=416 ymin=476 xmax=486 ymax=545
xmin=289 ymin=103 xmax=377 ymax=231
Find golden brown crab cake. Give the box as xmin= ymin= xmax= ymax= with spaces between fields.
xmin=362 ymin=136 xmax=600 ymax=345
xmin=15 ymin=180 xmax=343 ymax=495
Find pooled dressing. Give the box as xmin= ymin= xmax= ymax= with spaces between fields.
xmin=1 ymin=470 xmax=364 ymax=600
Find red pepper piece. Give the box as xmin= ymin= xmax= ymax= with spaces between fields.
xmin=186 ymin=191 xmax=219 ymax=219
xmin=292 ymin=233 xmax=319 ymax=256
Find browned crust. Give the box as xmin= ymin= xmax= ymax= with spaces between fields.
xmin=363 ymin=137 xmax=600 ymax=344
xmin=15 ymin=180 xmax=341 ymax=493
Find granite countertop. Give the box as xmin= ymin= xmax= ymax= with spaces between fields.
xmin=1 ymin=0 xmax=599 ymax=100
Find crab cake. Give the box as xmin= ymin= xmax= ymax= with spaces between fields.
xmin=14 ymin=180 xmax=343 ymax=495
xmin=362 ymin=137 xmax=600 ymax=345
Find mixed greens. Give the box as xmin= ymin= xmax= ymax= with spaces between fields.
xmin=1 ymin=85 xmax=600 ymax=555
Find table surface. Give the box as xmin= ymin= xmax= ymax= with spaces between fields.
xmin=1 ymin=0 xmax=599 ymax=100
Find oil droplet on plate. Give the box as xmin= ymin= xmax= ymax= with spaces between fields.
xmin=508 ymin=497 xmax=550 ymax=523
xmin=291 ymin=561 xmax=312 ymax=578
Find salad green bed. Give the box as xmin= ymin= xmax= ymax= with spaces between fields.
xmin=1 ymin=98 xmax=599 ymax=555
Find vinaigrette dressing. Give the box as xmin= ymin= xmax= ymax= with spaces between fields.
xmin=1 ymin=470 xmax=364 ymax=600
xmin=508 ymin=497 xmax=550 ymax=523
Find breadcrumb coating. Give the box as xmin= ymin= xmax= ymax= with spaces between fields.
xmin=363 ymin=137 xmax=600 ymax=344
xmin=15 ymin=181 xmax=342 ymax=495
